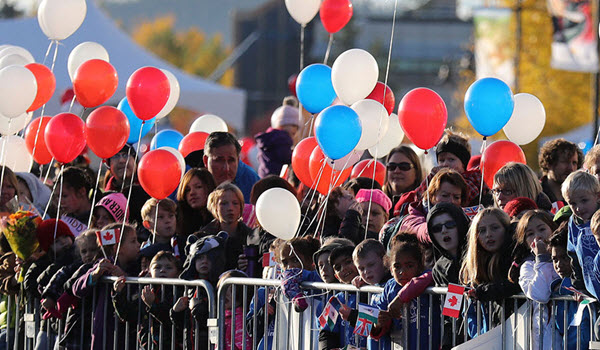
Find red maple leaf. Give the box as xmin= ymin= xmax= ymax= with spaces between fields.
xmin=448 ymin=296 xmax=458 ymax=307
xmin=103 ymin=230 xmax=113 ymax=241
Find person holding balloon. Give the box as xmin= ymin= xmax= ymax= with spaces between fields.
xmin=538 ymin=139 xmax=583 ymax=210
xmin=382 ymin=146 xmax=423 ymax=213
xmin=176 ymin=168 xmax=217 ymax=238
xmin=255 ymin=96 xmax=302 ymax=178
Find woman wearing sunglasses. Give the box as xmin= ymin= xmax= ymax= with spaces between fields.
xmin=382 ymin=146 xmax=423 ymax=210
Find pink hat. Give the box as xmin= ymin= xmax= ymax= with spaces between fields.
xmin=96 ymin=193 xmax=128 ymax=223
xmin=355 ymin=189 xmax=392 ymax=213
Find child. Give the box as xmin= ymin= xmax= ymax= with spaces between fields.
xmin=90 ymin=192 xmax=128 ymax=229
xmin=459 ymin=208 xmax=520 ymax=339
xmin=370 ymin=233 xmax=438 ymax=350
xmin=550 ymin=222 xmax=591 ymax=350
xmin=113 ymin=251 xmax=182 ymax=349
xmin=279 ymin=236 xmax=321 ymax=312
xmin=255 ymin=96 xmax=301 ymax=178
xmin=218 ymin=269 xmax=252 ymax=350
xmin=354 ymin=189 xmax=392 ymax=240
xmin=140 ymin=198 xmax=180 ymax=258
xmin=312 ymin=237 xmax=355 ymax=284
xmin=71 ymin=222 xmax=140 ymax=350
xmin=562 ymin=170 xmax=600 ymax=298
xmin=509 ymin=210 xmax=559 ymax=349
xmin=59 ymin=166 xmax=93 ymax=232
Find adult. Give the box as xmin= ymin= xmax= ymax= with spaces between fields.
xmin=176 ymin=168 xmax=217 ymax=237
xmin=538 ymin=138 xmax=582 ymax=208
xmin=0 ymin=167 xmax=19 ymax=215
xmin=203 ymin=132 xmax=260 ymax=204
xmin=103 ymin=145 xmax=150 ymax=228
xmin=382 ymin=146 xmax=423 ymax=210
xmin=59 ymin=167 xmax=93 ymax=235
xmin=15 ymin=172 xmax=52 ymax=218
xmin=491 ymin=162 xmax=551 ymax=211
xmin=584 ymin=145 xmax=600 ymax=180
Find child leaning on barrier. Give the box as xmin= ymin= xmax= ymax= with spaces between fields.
xmin=218 ymin=269 xmax=253 ymax=350
xmin=550 ymin=221 xmax=591 ymax=350
xmin=113 ymin=251 xmax=183 ymax=349
xmin=563 ymin=170 xmax=600 ymax=299
xmin=459 ymin=208 xmax=520 ymax=339
xmin=279 ymin=236 xmax=322 ymax=312
xmin=508 ymin=210 xmax=560 ymax=350
xmin=71 ymin=222 xmax=140 ymax=350
xmin=370 ymin=232 xmax=439 ymax=350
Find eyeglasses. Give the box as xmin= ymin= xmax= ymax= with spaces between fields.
xmin=387 ymin=162 xmax=414 ymax=172
xmin=491 ymin=188 xmax=514 ymax=197
xmin=430 ymin=221 xmax=457 ymax=234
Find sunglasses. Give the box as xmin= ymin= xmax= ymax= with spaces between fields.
xmin=430 ymin=221 xmax=457 ymax=234
xmin=387 ymin=162 xmax=414 ymax=172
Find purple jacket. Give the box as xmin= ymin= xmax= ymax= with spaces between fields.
xmin=255 ymin=128 xmax=293 ymax=178
xmin=399 ymin=201 xmax=431 ymax=244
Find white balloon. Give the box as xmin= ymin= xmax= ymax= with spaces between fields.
xmin=330 ymin=149 xmax=364 ymax=170
xmin=38 ymin=0 xmax=87 ymax=40
xmin=285 ymin=0 xmax=321 ymax=25
xmin=0 ymin=66 xmax=37 ymax=119
xmin=331 ymin=49 xmax=379 ymax=105
xmin=189 ymin=114 xmax=228 ymax=134
xmin=0 ymin=112 xmax=32 ymax=135
xmin=159 ymin=146 xmax=186 ymax=183
xmin=351 ymin=99 xmax=389 ymax=151
xmin=256 ymin=187 xmax=300 ymax=240
xmin=503 ymin=93 xmax=546 ymax=145
xmin=0 ymin=46 xmax=35 ymax=64
xmin=68 ymin=42 xmax=109 ymax=81
xmin=0 ymin=54 xmax=30 ymax=70
xmin=0 ymin=135 xmax=33 ymax=172
xmin=368 ymin=113 xmax=404 ymax=158
xmin=156 ymin=70 xmax=180 ymax=119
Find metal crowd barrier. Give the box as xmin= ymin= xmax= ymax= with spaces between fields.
xmin=1 ymin=276 xmax=598 ymax=350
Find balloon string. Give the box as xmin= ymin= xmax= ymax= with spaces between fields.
xmin=68 ymin=95 xmax=76 ymax=114
xmin=298 ymin=25 xmax=305 ymax=138
xmin=42 ymin=40 xmax=53 ymax=66
xmin=115 ymin=122 xmax=145 ymax=266
xmin=49 ymin=40 xmax=59 ymax=73
xmin=87 ymin=161 xmax=104 ymax=228
xmin=43 ymin=170 xmax=59 ymax=219
xmin=323 ymin=34 xmax=333 ymax=65
xmin=594 ymin=125 xmax=600 ymax=146
xmin=297 ymin=160 xmax=327 ymax=236
xmin=0 ymin=121 xmax=9 ymax=203
xmin=153 ymin=199 xmax=161 ymax=244
xmin=42 ymin=159 xmax=54 ymax=185
xmin=120 ymin=147 xmax=132 ymax=192
xmin=478 ymin=138 xmax=488 ymax=208
xmin=425 ymin=162 xmax=431 ymax=212
xmin=53 ymin=164 xmax=65 ymax=261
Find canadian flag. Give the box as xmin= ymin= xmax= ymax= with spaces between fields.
xmin=96 ymin=228 xmax=121 ymax=246
xmin=442 ymin=283 xmax=465 ymax=318
xmin=262 ymin=252 xmax=276 ymax=267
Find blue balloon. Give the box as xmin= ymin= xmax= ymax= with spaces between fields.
xmin=296 ymin=64 xmax=337 ymax=114
xmin=150 ymin=129 xmax=184 ymax=151
xmin=464 ymin=77 xmax=514 ymax=137
xmin=117 ymin=97 xmax=156 ymax=144
xmin=315 ymin=105 xmax=362 ymax=160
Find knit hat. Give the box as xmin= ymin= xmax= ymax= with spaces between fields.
xmin=180 ymin=231 xmax=228 ymax=280
xmin=95 ymin=192 xmax=128 ymax=223
xmin=355 ymin=189 xmax=392 ymax=213
xmin=503 ymin=197 xmax=538 ymax=218
xmin=36 ymin=219 xmax=75 ymax=253
xmin=436 ymin=138 xmax=471 ymax=171
xmin=270 ymin=97 xmax=301 ymax=129
xmin=426 ymin=202 xmax=470 ymax=258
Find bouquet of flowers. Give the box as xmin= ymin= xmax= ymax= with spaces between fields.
xmin=1 ymin=210 xmax=42 ymax=260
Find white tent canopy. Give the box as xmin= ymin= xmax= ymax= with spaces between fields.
xmin=0 ymin=0 xmax=246 ymax=131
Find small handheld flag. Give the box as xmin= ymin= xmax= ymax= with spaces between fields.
xmin=96 ymin=228 xmax=121 ymax=246
xmin=263 ymin=252 xmax=276 ymax=268
xmin=318 ymin=296 xmax=341 ymax=331
xmin=353 ymin=303 xmax=380 ymax=337
xmin=442 ymin=283 xmax=465 ymax=318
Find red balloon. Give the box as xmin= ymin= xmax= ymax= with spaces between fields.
xmin=126 ymin=67 xmax=170 ymax=120
xmin=366 ymin=82 xmax=395 ymax=115
xmin=481 ymin=140 xmax=526 ymax=188
xmin=73 ymin=59 xmax=118 ymax=108
xmin=292 ymin=137 xmax=318 ymax=187
xmin=320 ymin=0 xmax=353 ymax=34
xmin=398 ymin=88 xmax=447 ymax=150
xmin=288 ymin=74 xmax=298 ymax=96
xmin=178 ymin=132 xmax=209 ymax=158
xmin=351 ymin=159 xmax=386 ymax=187
xmin=44 ymin=113 xmax=86 ymax=164
xmin=24 ymin=116 xmax=53 ymax=164
xmin=25 ymin=63 xmax=55 ymax=112
xmin=85 ymin=106 xmax=130 ymax=159
xmin=138 ymin=149 xmax=182 ymax=199
xmin=309 ymin=146 xmax=351 ymax=195
xmin=239 ymin=136 xmax=256 ymax=166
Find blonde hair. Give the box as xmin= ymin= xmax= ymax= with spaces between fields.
xmin=584 ymin=145 xmax=600 ymax=171
xmin=207 ymin=182 xmax=244 ymax=220
xmin=561 ymin=170 xmax=600 ymax=201
xmin=459 ymin=208 xmax=510 ymax=286
xmin=493 ymin=162 xmax=542 ymax=202
xmin=76 ymin=229 xmax=99 ymax=249
xmin=591 ymin=210 xmax=600 ymax=236
xmin=141 ymin=198 xmax=177 ymax=221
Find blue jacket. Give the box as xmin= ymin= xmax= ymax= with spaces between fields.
xmin=567 ymin=216 xmax=600 ymax=298
xmin=553 ymin=278 xmax=591 ymax=350
xmin=328 ymin=292 xmax=368 ymax=348
xmin=234 ymin=160 xmax=260 ymax=204
xmin=246 ymin=287 xmax=274 ymax=350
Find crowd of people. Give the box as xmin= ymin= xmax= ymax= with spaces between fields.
xmin=0 ymin=96 xmax=598 ymax=350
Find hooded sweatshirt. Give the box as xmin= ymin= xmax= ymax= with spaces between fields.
xmin=16 ymin=172 xmax=52 ymax=216
xmin=426 ymin=202 xmax=470 ymax=287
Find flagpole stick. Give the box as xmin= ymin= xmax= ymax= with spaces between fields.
xmin=153 ymin=199 xmax=160 ymax=244
xmin=53 ymin=164 xmax=65 ymax=262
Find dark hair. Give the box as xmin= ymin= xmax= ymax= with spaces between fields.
xmin=328 ymin=245 xmax=355 ymax=266
xmin=176 ymin=168 xmax=216 ymax=234
xmin=250 ymin=175 xmax=297 ymax=205
xmin=388 ymin=232 xmax=423 ymax=266
xmin=217 ymin=270 xmax=248 ymax=308
xmin=343 ymin=177 xmax=382 ymax=196
xmin=539 ymin=138 xmax=583 ymax=174
xmin=383 ymin=146 xmax=423 ymax=197
xmin=285 ymin=236 xmax=320 ymax=261
xmin=204 ymin=132 xmax=241 ymax=157
xmin=549 ymin=221 xmax=569 ymax=249
xmin=353 ymin=239 xmax=385 ymax=260
xmin=62 ymin=166 xmax=93 ymax=193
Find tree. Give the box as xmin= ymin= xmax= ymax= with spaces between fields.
xmin=453 ymin=0 xmax=594 ymax=168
